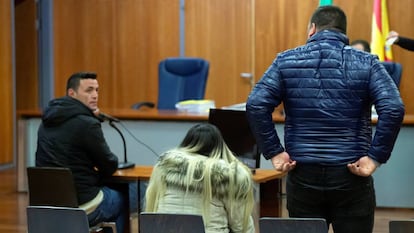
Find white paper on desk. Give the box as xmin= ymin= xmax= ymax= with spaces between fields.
xmin=221 ymin=102 xmax=246 ymax=111
xmin=175 ymin=99 xmax=215 ymax=113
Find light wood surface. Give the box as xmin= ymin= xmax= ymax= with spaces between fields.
xmin=0 ymin=0 xmax=13 ymax=164
xmin=112 ymin=165 xmax=286 ymax=183
xmin=16 ymin=108 xmax=414 ymax=125
xmin=112 ymin=166 xmax=153 ymax=181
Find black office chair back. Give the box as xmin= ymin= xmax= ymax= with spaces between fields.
xmin=389 ymin=220 xmax=414 ymax=233
xmin=27 ymin=166 xmax=78 ymax=207
xmin=27 ymin=205 xmax=90 ymax=233
xmin=27 ymin=167 xmax=118 ymax=233
xmin=139 ymin=212 xmax=206 ymax=233
xmin=259 ymin=217 xmax=328 ymax=233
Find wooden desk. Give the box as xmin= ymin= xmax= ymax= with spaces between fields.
xmin=17 ymin=108 xmax=414 ymax=124
xmin=17 ymin=108 xmax=287 ymax=122
xmin=111 ymin=165 xmax=286 ymax=218
xmin=112 ymin=165 xmax=285 ymax=182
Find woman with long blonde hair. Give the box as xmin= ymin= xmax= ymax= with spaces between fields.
xmin=145 ymin=123 xmax=255 ymax=233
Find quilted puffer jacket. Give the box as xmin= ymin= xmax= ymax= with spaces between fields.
xmin=246 ymin=30 xmax=405 ymax=165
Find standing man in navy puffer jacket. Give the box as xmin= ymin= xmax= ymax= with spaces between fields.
xmin=246 ymin=5 xmax=404 ymax=233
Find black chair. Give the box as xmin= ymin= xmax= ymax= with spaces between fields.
xmin=27 ymin=206 xmax=91 ymax=233
xmin=139 ymin=212 xmax=205 ymax=233
xmin=132 ymin=57 xmax=209 ymax=110
xmin=26 ymin=166 xmax=117 ymax=233
xmin=259 ymin=217 xmax=328 ymax=233
xmin=389 ymin=220 xmax=414 ymax=233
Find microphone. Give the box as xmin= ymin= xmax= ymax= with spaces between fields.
xmin=101 ymin=114 xmax=135 ymax=170
xmin=99 ymin=112 xmax=120 ymax=123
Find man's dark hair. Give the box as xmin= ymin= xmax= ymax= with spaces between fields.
xmin=351 ymin=39 xmax=371 ymax=52
xmin=66 ymin=72 xmax=97 ymax=93
xmin=310 ymin=5 xmax=347 ymax=34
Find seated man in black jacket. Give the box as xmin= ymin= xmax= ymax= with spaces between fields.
xmin=36 ymin=72 xmax=126 ymax=233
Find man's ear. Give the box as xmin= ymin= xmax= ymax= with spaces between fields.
xmin=308 ymin=23 xmax=317 ymax=38
xmin=67 ymin=88 xmax=75 ymax=97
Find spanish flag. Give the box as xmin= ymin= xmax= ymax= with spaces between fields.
xmin=371 ymin=0 xmax=393 ymax=61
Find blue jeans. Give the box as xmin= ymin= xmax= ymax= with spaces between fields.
xmin=128 ymin=181 xmax=148 ymax=213
xmin=88 ymin=186 xmax=126 ymax=233
xmin=286 ymin=164 xmax=376 ymax=233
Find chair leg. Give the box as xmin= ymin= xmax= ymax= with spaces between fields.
xmin=89 ymin=225 xmax=104 ymax=233
xmin=94 ymin=222 xmax=117 ymax=233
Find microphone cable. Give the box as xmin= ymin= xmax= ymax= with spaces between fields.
xmin=118 ymin=122 xmax=160 ymax=158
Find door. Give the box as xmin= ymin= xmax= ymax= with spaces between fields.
xmin=185 ymin=0 xmax=254 ymax=107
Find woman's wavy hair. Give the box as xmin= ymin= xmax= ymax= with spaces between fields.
xmin=145 ymin=123 xmax=255 ymax=233
xmin=179 ymin=123 xmax=238 ymax=161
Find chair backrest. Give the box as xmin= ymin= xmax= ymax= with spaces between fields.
xmin=27 ymin=166 xmax=78 ymax=207
xmin=259 ymin=217 xmax=328 ymax=233
xmin=389 ymin=220 xmax=414 ymax=233
xmin=27 ymin=206 xmax=90 ymax=233
xmin=158 ymin=57 xmax=209 ymax=109
xmin=139 ymin=212 xmax=206 ymax=233
xmin=381 ymin=61 xmax=402 ymax=88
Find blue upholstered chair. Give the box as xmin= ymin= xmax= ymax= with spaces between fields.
xmin=381 ymin=61 xmax=402 ymax=88
xmin=131 ymin=57 xmax=209 ymax=110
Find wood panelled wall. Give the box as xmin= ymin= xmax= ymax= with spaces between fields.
xmin=15 ymin=0 xmax=38 ymax=110
xmin=185 ymin=0 xmax=254 ymax=106
xmin=0 ymin=0 xmax=13 ymax=164
xmin=53 ymin=0 xmax=180 ymax=108
xmin=8 ymin=0 xmax=414 ymax=165
xmin=47 ymin=0 xmax=414 ymax=112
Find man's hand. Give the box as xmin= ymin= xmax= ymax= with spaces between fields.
xmin=347 ymin=156 xmax=378 ymax=177
xmin=270 ymin=151 xmax=296 ymax=172
xmin=93 ymin=108 xmax=101 ymax=117
xmin=386 ymin=30 xmax=400 ymax=45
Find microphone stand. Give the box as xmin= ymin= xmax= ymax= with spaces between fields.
xmin=109 ymin=121 xmax=135 ymax=169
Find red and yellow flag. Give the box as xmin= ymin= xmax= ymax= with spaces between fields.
xmin=371 ymin=0 xmax=392 ymax=61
